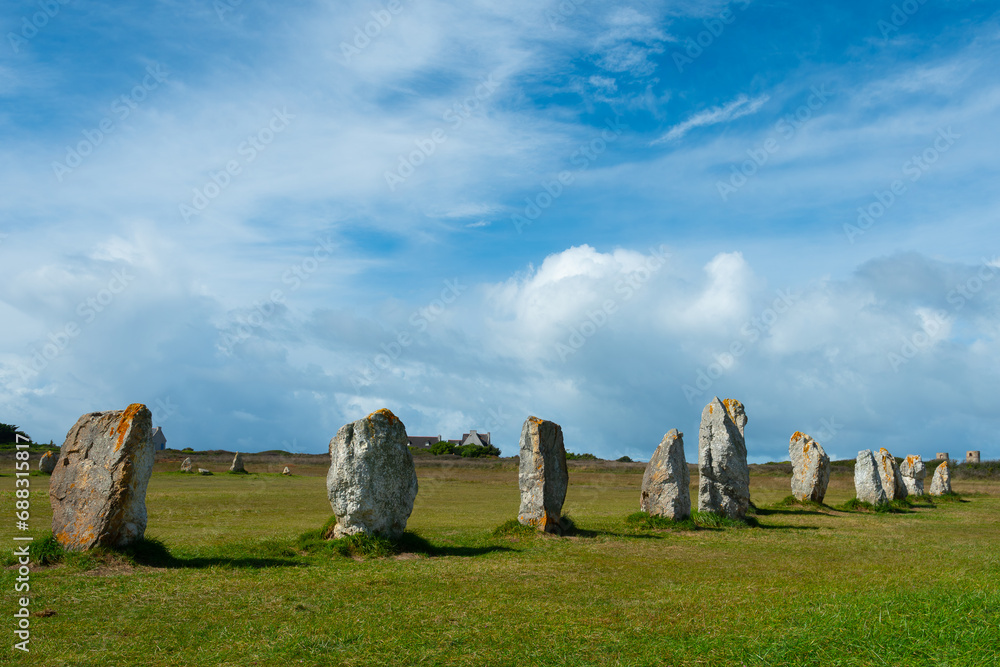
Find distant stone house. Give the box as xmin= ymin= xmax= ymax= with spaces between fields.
xmin=151 ymin=427 xmax=167 ymax=451
xmin=408 ymin=435 xmax=442 ymax=449
xmin=460 ymin=430 xmax=491 ymax=448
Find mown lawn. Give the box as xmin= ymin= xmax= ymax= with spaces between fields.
xmin=2 ymin=465 xmax=998 ymax=666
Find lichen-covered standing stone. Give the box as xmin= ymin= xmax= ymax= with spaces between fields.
xmin=48 ymin=404 xmax=154 ymax=551
xmin=517 ymin=416 xmax=569 ymax=533
xmin=640 ymin=429 xmax=690 ymax=520
xmin=929 ymin=461 xmax=952 ymax=496
xmin=326 ymin=409 xmax=418 ymax=539
xmin=229 ymin=451 xmax=246 ymax=473
xmin=38 ymin=451 xmax=57 ymax=474
xmin=789 ymin=431 xmax=830 ymax=503
xmin=180 ymin=457 xmax=192 ymax=473
xmin=900 ymin=455 xmax=926 ymax=496
xmin=698 ymin=397 xmax=750 ymax=519
xmin=282 ymin=466 xmax=291 ymax=476
xmin=875 ymin=448 xmax=907 ymax=500
xmin=854 ymin=450 xmax=888 ymax=505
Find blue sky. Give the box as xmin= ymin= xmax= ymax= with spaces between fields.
xmin=2 ymin=0 xmax=999 ymax=464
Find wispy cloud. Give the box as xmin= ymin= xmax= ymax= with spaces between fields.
xmin=653 ymin=93 xmax=770 ymax=144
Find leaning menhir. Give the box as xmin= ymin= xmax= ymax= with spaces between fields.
xmin=929 ymin=461 xmax=952 ymax=496
xmin=326 ymin=408 xmax=418 ymax=539
xmin=854 ymin=450 xmax=888 ymax=505
xmin=789 ymin=431 xmax=830 ymax=503
xmin=698 ymin=397 xmax=750 ymax=519
xmin=180 ymin=457 xmax=193 ymax=473
xmin=640 ymin=429 xmax=690 ymax=520
xmin=38 ymin=450 xmax=57 ymax=474
xmin=517 ymin=416 xmax=569 ymax=533
xmin=875 ymin=448 xmax=907 ymax=500
xmin=899 ymin=455 xmax=926 ymax=496
xmin=48 ymin=403 xmax=154 ymax=551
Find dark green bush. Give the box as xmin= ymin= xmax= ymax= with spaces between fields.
xmin=565 ymin=452 xmax=599 ymax=461
xmin=616 ymin=455 xmax=634 ymax=463
xmin=429 ymin=441 xmax=456 ymax=456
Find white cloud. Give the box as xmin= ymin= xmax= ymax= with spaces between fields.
xmin=653 ymin=93 xmax=771 ymax=144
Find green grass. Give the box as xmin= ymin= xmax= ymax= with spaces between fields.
xmin=2 ymin=467 xmax=999 ymax=665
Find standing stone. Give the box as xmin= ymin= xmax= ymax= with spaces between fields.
xmin=198 ymin=468 xmax=212 ymax=475
xmin=326 ymin=409 xmax=418 ymax=539
xmin=517 ymin=416 xmax=569 ymax=533
xmin=229 ymin=452 xmax=245 ymax=473
xmin=875 ymin=448 xmax=907 ymax=500
xmin=282 ymin=466 xmax=291 ymax=476
xmin=38 ymin=451 xmax=57 ymax=474
xmin=789 ymin=431 xmax=830 ymax=503
xmin=899 ymin=455 xmax=926 ymax=496
xmin=48 ymin=404 xmax=154 ymax=551
xmin=180 ymin=457 xmax=193 ymax=473
xmin=698 ymin=398 xmax=750 ymax=519
xmin=854 ymin=450 xmax=888 ymax=505
xmin=640 ymin=429 xmax=690 ymax=520
xmin=929 ymin=461 xmax=952 ymax=496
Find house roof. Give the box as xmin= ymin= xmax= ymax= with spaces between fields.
xmin=151 ymin=427 xmax=167 ymax=446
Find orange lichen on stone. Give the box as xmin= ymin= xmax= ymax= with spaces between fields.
xmin=722 ymin=398 xmax=743 ymax=422
xmin=113 ymin=403 xmax=146 ymax=452
xmin=528 ymin=416 xmax=544 ymax=424
xmin=366 ymin=408 xmax=399 ymax=425
xmin=790 ymin=431 xmax=805 ymax=442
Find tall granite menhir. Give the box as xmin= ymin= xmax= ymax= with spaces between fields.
xmin=875 ymin=448 xmax=907 ymax=500
xmin=517 ymin=416 xmax=569 ymax=533
xmin=49 ymin=404 xmax=154 ymax=551
xmin=854 ymin=450 xmax=888 ymax=505
xmin=326 ymin=409 xmax=418 ymax=539
xmin=640 ymin=429 xmax=690 ymax=520
xmin=789 ymin=431 xmax=830 ymax=503
xmin=698 ymin=397 xmax=750 ymax=520
xmin=900 ymin=455 xmax=926 ymax=496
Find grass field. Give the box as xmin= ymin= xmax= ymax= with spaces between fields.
xmin=2 ymin=460 xmax=999 ymax=666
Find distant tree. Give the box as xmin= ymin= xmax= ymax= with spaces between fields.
xmin=0 ymin=423 xmax=31 ymax=444
xmin=457 ymin=443 xmax=502 ymax=458
xmin=616 ymin=455 xmax=634 ymax=463
xmin=565 ymin=452 xmax=599 ymax=461
xmin=430 ymin=441 xmax=457 ymax=456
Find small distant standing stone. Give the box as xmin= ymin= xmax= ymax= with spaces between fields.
xmin=854 ymin=450 xmax=888 ymax=505
xmin=875 ymin=448 xmax=907 ymax=500
xmin=517 ymin=416 xmax=569 ymax=533
xmin=899 ymin=455 xmax=926 ymax=496
xmin=198 ymin=468 xmax=212 ymax=475
xmin=230 ymin=452 xmax=245 ymax=473
xmin=789 ymin=431 xmax=830 ymax=503
xmin=640 ymin=429 xmax=690 ymax=520
xmin=327 ymin=409 xmax=418 ymax=539
xmin=282 ymin=466 xmax=291 ymax=475
xmin=698 ymin=397 xmax=750 ymax=519
xmin=180 ymin=457 xmax=193 ymax=473
xmin=38 ymin=451 xmax=57 ymax=474
xmin=48 ymin=404 xmax=154 ymax=551
xmin=929 ymin=461 xmax=952 ymax=496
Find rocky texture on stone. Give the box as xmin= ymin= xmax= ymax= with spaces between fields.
xmin=517 ymin=416 xmax=569 ymax=533
xmin=326 ymin=409 xmax=418 ymax=539
xmin=229 ymin=452 xmax=245 ymax=473
xmin=198 ymin=468 xmax=212 ymax=475
xmin=900 ymin=455 xmax=926 ymax=496
xmin=875 ymin=448 xmax=907 ymax=500
xmin=48 ymin=404 xmax=154 ymax=551
xmin=640 ymin=429 xmax=690 ymax=520
xmin=854 ymin=450 xmax=888 ymax=505
xmin=282 ymin=466 xmax=291 ymax=475
xmin=180 ymin=457 xmax=192 ymax=473
xmin=789 ymin=431 xmax=830 ymax=503
xmin=697 ymin=398 xmax=750 ymax=519
xmin=38 ymin=451 xmax=57 ymax=474
xmin=929 ymin=461 xmax=952 ymax=496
